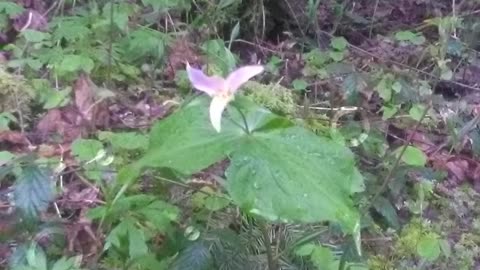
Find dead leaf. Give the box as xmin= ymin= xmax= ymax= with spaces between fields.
xmin=446 ymin=159 xmax=469 ymax=183
xmin=0 ymin=130 xmax=29 ymax=146
xmin=407 ymin=130 xmax=435 ymax=153
xmin=35 ymin=108 xmax=85 ymax=143
xmin=472 ymin=164 xmax=480 ymax=193
xmin=74 ymin=74 xmax=95 ymax=122
xmin=167 ymin=37 xmax=202 ymax=79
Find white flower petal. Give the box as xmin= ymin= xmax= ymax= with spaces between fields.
xmin=226 ymin=65 xmax=264 ymax=92
xmin=209 ymin=94 xmax=233 ymax=132
xmin=186 ymin=62 xmax=225 ymax=96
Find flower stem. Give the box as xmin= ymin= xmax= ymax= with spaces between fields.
xmin=259 ymin=219 xmax=277 ymax=270
xmin=231 ymin=102 xmax=250 ymax=134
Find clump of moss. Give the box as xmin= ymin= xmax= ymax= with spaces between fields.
xmin=394 ymin=218 xmax=428 ymax=258
xmin=368 ymin=255 xmax=395 ymax=270
xmin=0 ymin=67 xmax=33 ymax=117
xmin=241 ymin=81 xmax=297 ymax=116
xmin=302 ymin=117 xmax=331 ymax=137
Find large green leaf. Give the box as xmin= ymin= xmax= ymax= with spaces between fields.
xmin=136 ymin=95 xmax=362 ymax=232
xmin=226 ymin=126 xmax=362 ymax=232
xmin=14 ymin=165 xmax=55 ymax=218
xmin=137 ymin=96 xmax=244 ymax=175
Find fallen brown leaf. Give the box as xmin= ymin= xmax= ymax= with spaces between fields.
xmin=35 ymin=108 xmax=85 ymax=144
xmin=0 ymin=130 xmax=30 ymax=146
xmin=74 ymin=74 xmax=95 ymax=122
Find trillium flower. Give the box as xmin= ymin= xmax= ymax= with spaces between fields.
xmin=186 ymin=63 xmax=264 ymax=132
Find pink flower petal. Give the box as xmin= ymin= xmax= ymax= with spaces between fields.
xmin=226 ymin=65 xmax=264 ymax=92
xmin=186 ymin=63 xmax=225 ymax=96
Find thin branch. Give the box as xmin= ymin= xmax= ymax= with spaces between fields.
xmin=362 ymin=104 xmax=431 ymax=214
xmin=369 ymin=0 xmax=380 ymax=38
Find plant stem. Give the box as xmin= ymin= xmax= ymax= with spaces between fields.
xmin=363 ymin=104 xmax=431 ymax=213
xmin=231 ymin=101 xmax=250 ymax=133
xmin=107 ymin=0 xmax=114 ymax=87
xmin=259 ymin=220 xmax=277 ymax=270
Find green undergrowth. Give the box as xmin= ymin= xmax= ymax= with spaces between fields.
xmin=368 ymin=186 xmax=480 ymax=270
xmin=0 ymin=67 xmax=33 ymax=129
xmin=242 ymin=80 xmax=297 ymax=116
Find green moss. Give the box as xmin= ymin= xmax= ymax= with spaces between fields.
xmin=394 ymin=218 xmax=428 ymax=258
xmin=450 ymin=233 xmax=480 ymax=269
xmin=302 ymin=117 xmax=331 ymax=137
xmin=368 ymin=255 xmax=395 ymax=270
xmin=0 ymin=67 xmax=32 ymax=115
xmin=241 ymin=81 xmax=297 ymax=116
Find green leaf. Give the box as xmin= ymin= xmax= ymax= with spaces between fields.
xmin=71 ymin=139 xmax=104 ymax=162
xmin=411 ymin=35 xmax=426 ymax=45
xmin=0 ymin=151 xmax=15 ymax=166
xmin=102 ymin=2 xmax=135 ymax=31
xmin=375 ymin=78 xmax=392 ymax=101
xmin=439 ymin=239 xmax=451 ymax=258
xmin=137 ymin=96 xmax=244 ymax=175
xmin=57 ymin=55 xmax=94 ymax=74
xmin=394 ymin=146 xmax=427 ymax=167
xmin=382 ymin=105 xmax=398 ymax=120
xmin=98 ymin=131 xmax=148 ymax=151
xmin=295 ymin=244 xmax=315 ymax=256
xmin=25 ymin=244 xmax=47 ymax=270
xmin=440 ymin=68 xmax=453 ymax=80
xmin=409 ymin=104 xmax=426 ymax=121
xmin=328 ymin=50 xmax=345 ymax=62
xmin=330 ymin=37 xmax=348 ymax=51
xmin=191 ymin=187 xmax=230 ymax=211
xmin=128 ymin=225 xmax=149 ymax=259
xmin=43 ymin=88 xmax=71 ymax=109
xmin=395 ymin=31 xmax=417 ymax=41
xmin=342 ymin=73 xmax=366 ymax=104
xmin=305 ymin=49 xmax=329 ymax=68
xmin=310 ymin=246 xmax=338 ymax=270
xmin=226 ymin=126 xmax=362 ymax=232
xmin=122 ymin=27 xmax=168 ymax=62
xmin=14 ymin=165 xmax=55 ymax=218
xmin=292 ymin=79 xmax=308 ymax=91
xmin=140 ymin=95 xmax=362 ymax=233
xmin=0 ymin=2 xmax=24 ymax=16
xmin=0 ymin=112 xmax=17 ymax=131
xmin=229 ymin=21 xmax=240 ymax=47
xmin=52 ymin=17 xmax=91 ymax=41
xmin=21 ymin=30 xmax=50 ymax=43
xmin=201 ymin=39 xmax=237 ymax=76
xmin=372 ymin=196 xmax=400 ymax=229
xmin=139 ymin=200 xmax=180 ymax=231
xmin=219 ymin=0 xmax=239 ymax=9
xmin=392 ymin=81 xmax=402 ymax=93
xmin=417 ymin=234 xmax=441 ymax=261
xmin=395 ymin=31 xmax=426 ymax=45
xmin=142 ymin=0 xmax=191 ymax=11
xmin=52 ymin=256 xmax=82 ymax=270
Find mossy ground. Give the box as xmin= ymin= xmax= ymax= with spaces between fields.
xmin=367 ymin=185 xmax=480 ymax=270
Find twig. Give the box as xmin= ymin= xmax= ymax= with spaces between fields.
xmin=369 ymin=0 xmax=380 ymax=38
xmin=362 ymin=104 xmax=431 ymax=214
xmin=13 ymin=89 xmax=25 ymax=134
xmin=107 ymin=0 xmax=115 ymax=87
